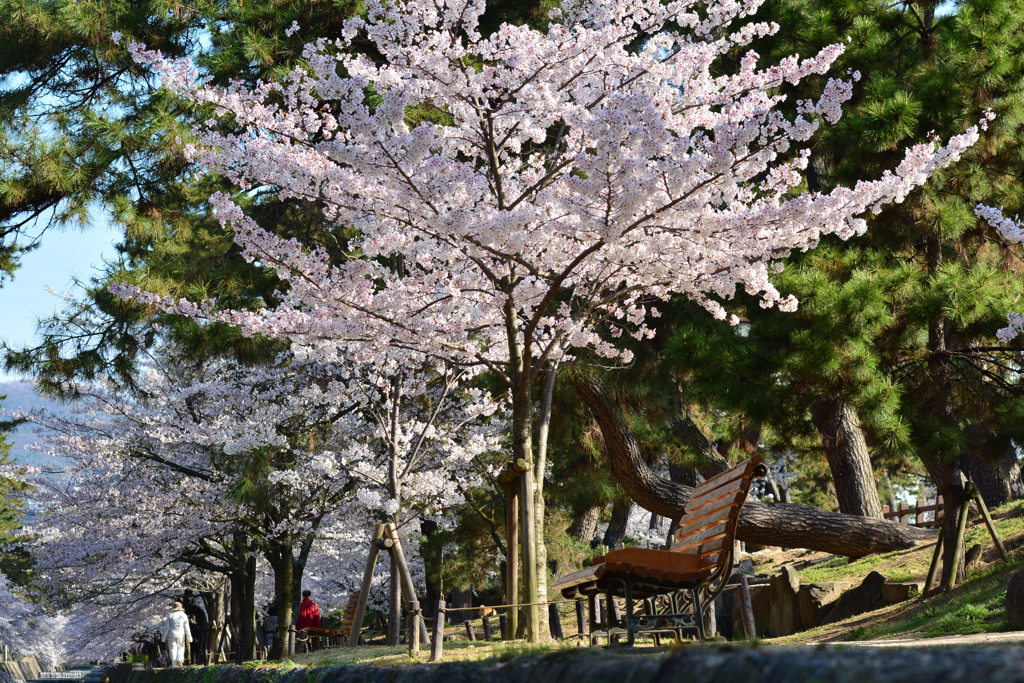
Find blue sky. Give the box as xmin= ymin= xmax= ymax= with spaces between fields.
xmin=0 ymin=222 xmax=121 ymax=380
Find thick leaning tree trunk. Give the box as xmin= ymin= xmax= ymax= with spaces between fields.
xmin=810 ymin=399 xmax=884 ymax=518
xmin=962 ymin=426 xmax=1024 ymax=508
xmin=568 ymin=504 xmax=602 ymax=543
xmin=572 ymin=378 xmax=932 ymax=558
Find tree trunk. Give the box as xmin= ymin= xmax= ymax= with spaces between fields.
xmin=962 ymin=426 xmax=1024 ymax=508
xmin=810 ymin=399 xmax=884 ymax=518
xmin=505 ymin=294 xmax=541 ymax=642
xmin=921 ymin=235 xmax=966 ymax=587
xmin=420 ymin=519 xmax=443 ymax=620
xmin=567 ymin=505 xmax=602 ymax=543
xmin=669 ymin=414 xmax=729 ymax=477
xmin=265 ymin=542 xmax=295 ymax=660
xmin=531 ymin=360 xmax=558 ymax=641
xmin=387 ymin=554 xmax=401 ymax=645
xmin=229 ymin=534 xmax=257 ymax=664
xmin=601 ymin=500 xmax=632 ymax=550
xmin=571 ymin=376 xmax=932 ymax=558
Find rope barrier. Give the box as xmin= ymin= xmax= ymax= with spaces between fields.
xmin=442 ymin=599 xmax=566 ymax=613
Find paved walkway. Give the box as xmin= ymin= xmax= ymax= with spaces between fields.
xmin=824 ymin=630 xmax=1024 ymax=647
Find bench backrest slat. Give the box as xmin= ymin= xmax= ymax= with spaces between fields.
xmin=670 ymin=455 xmax=763 ymax=576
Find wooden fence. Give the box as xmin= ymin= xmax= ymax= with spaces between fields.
xmin=882 ymin=497 xmax=944 ymax=527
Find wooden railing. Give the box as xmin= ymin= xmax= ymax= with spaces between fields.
xmin=882 ymin=497 xmax=944 ymax=527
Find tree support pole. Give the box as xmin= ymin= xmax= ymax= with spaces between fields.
xmin=348 ymin=524 xmax=385 ymax=646
xmin=941 ymin=491 xmax=972 ymax=591
xmin=386 ymin=523 xmax=431 ymax=644
xmin=505 ymin=476 xmax=520 ymax=639
xmin=924 ymin=533 xmax=944 ymax=596
xmin=971 ymin=483 xmax=1009 ymax=563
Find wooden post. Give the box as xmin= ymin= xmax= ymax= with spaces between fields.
xmin=518 ymin=461 xmax=540 ymax=642
xmin=925 ymin=533 xmax=944 ymax=595
xmin=386 ymin=524 xmax=431 ymax=644
xmin=971 ymin=485 xmax=1009 ymax=563
xmin=898 ymin=501 xmax=909 ymax=525
xmin=505 ymin=477 xmax=520 ymax=640
xmin=942 ymin=490 xmax=973 ymax=591
xmin=482 ymin=616 xmax=493 ymax=641
xmin=609 ymin=595 xmax=621 ymax=625
xmin=463 ymin=620 xmax=476 ymax=642
xmin=287 ymin=626 xmax=295 ymax=657
xmin=548 ymin=603 xmax=564 ymax=640
xmin=498 ymin=614 xmax=508 ymax=641
xmin=739 ymin=575 xmax=756 ymax=641
xmin=430 ymin=600 xmax=446 ymax=662
xmin=349 ymin=524 xmax=386 ymax=646
xmin=575 ymin=600 xmax=586 ymax=637
xmin=408 ymin=601 xmax=421 ymax=657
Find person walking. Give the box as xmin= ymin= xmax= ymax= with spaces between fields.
xmin=263 ymin=605 xmax=278 ymax=651
xmin=162 ymin=601 xmax=193 ymax=666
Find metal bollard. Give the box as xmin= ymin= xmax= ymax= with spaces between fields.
xmin=287 ymin=626 xmax=296 ymax=657
xmin=430 ymin=600 xmax=446 ymax=662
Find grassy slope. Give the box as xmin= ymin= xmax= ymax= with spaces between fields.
xmin=773 ymin=498 xmax=1024 ymax=643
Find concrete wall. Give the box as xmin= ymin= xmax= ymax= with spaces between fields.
xmin=119 ymin=646 xmax=1024 ymax=683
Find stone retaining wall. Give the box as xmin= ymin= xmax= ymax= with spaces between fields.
xmin=123 ymin=646 xmax=1024 ymax=683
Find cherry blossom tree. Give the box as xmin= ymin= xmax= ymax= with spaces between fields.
xmin=975 ymin=205 xmax=1024 ymax=341
xmin=8 ymin=341 xmax=501 ymax=654
xmin=113 ymin=0 xmax=986 ymax=639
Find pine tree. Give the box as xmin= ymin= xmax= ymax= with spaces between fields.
xmin=668 ymin=0 xmax=1024 ymax=583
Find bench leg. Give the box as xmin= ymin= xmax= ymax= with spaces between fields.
xmin=692 ymin=587 xmax=709 ymax=641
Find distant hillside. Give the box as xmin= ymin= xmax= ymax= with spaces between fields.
xmin=0 ymin=380 xmax=67 ymax=466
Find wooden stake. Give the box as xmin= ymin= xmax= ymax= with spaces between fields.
xmin=519 ymin=462 xmax=540 ymax=642
xmin=499 ymin=614 xmax=508 ymax=641
xmin=463 ymin=620 xmax=476 ymax=642
xmin=482 ymin=616 xmax=493 ymax=641
xmin=505 ymin=478 xmax=520 ymax=640
xmin=386 ymin=524 xmax=431 ymax=644
xmin=548 ymin=603 xmax=564 ymax=640
xmin=348 ymin=524 xmax=385 ymax=646
xmin=430 ymin=600 xmax=446 ymax=662
xmin=925 ymin=533 xmax=944 ymax=595
xmin=942 ymin=490 xmax=973 ymax=591
xmin=971 ymin=484 xmax=1009 ymax=563
xmin=575 ymin=600 xmax=586 ymax=637
xmin=739 ymin=574 xmax=756 ymax=640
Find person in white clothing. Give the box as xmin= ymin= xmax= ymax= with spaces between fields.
xmin=162 ymin=601 xmax=193 ymax=666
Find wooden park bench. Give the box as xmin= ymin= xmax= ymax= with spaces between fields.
xmin=299 ymin=591 xmax=361 ymax=649
xmin=553 ymin=454 xmax=765 ymax=646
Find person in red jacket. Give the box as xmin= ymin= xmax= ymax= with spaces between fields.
xmin=296 ymin=590 xmax=322 ymax=631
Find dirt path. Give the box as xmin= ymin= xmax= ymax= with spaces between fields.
xmin=817 ymin=630 xmax=1024 ymax=647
